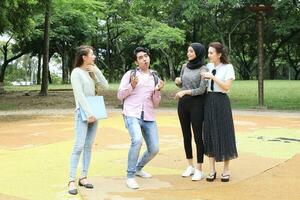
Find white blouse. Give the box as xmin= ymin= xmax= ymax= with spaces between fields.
xmin=207 ymin=62 xmax=235 ymax=93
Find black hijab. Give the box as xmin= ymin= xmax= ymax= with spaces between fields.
xmin=187 ymin=43 xmax=206 ymax=70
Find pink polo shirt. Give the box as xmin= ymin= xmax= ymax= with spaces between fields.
xmin=117 ymin=69 xmax=161 ymax=121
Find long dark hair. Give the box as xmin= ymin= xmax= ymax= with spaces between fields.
xmin=209 ymin=42 xmax=229 ymax=64
xmin=74 ymin=45 xmax=93 ymax=68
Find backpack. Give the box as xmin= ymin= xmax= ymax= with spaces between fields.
xmin=120 ymin=68 xmax=160 ymax=109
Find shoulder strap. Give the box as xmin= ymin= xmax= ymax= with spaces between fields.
xmin=122 ymin=69 xmax=137 ymax=110
xmin=150 ymin=70 xmax=159 ymax=86
xmin=129 ymin=68 xmax=159 ymax=86
xmin=128 ymin=69 xmax=137 ymax=83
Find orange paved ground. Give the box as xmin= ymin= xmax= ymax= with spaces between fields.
xmin=0 ymin=109 xmax=299 ymax=200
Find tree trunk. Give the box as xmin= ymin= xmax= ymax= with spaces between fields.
xmin=37 ymin=53 xmax=41 ymax=84
xmin=0 ymin=61 xmax=7 ymax=94
xmin=269 ymin=60 xmax=276 ymax=80
xmin=0 ymin=82 xmax=4 ymax=94
xmin=106 ymin=18 xmax=114 ymax=82
xmin=160 ymin=48 xmax=175 ymax=80
xmin=295 ymin=71 xmax=300 ymax=80
xmin=169 ymin=61 xmax=176 ymax=80
xmin=23 ymin=54 xmax=31 ymax=83
xmin=40 ymin=0 xmax=51 ymax=96
xmin=62 ymin=50 xmax=69 ymax=84
xmin=116 ymin=42 xmax=126 ymax=73
xmin=27 ymin=55 xmax=33 ymax=84
xmin=68 ymin=50 xmax=75 ymax=75
xmin=48 ymin=70 xmax=52 ymax=84
xmin=0 ymin=62 xmax=8 ymax=83
xmin=257 ymin=12 xmax=264 ymax=108
xmin=107 ymin=41 xmax=113 ymax=82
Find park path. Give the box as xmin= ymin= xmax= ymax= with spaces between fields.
xmin=0 ymin=108 xmax=299 ymax=200
xmin=1 ymin=107 xmax=300 ymax=117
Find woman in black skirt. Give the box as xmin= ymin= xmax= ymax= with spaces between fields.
xmin=201 ymin=42 xmax=238 ymax=182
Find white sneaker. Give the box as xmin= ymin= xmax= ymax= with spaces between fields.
xmin=182 ymin=165 xmax=194 ymax=177
xmin=126 ymin=178 xmax=139 ymax=189
xmin=136 ymin=170 xmax=152 ymax=178
xmin=192 ymin=169 xmax=205 ymax=181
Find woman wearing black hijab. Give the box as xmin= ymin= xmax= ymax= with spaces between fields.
xmin=175 ymin=43 xmax=208 ymax=181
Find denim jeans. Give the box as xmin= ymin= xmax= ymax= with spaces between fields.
xmin=124 ymin=115 xmax=159 ymax=178
xmin=69 ymin=110 xmax=98 ymax=181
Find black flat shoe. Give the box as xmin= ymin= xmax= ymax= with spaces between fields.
xmin=78 ymin=177 xmax=94 ymax=189
xmin=221 ymin=174 xmax=230 ymax=182
xmin=68 ymin=181 xmax=78 ymax=195
xmin=206 ymin=172 xmax=217 ymax=182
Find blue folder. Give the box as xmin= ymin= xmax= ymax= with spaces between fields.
xmin=79 ymin=96 xmax=107 ymax=121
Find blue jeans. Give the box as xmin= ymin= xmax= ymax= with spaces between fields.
xmin=124 ymin=116 xmax=159 ymax=178
xmin=69 ymin=110 xmax=98 ymax=181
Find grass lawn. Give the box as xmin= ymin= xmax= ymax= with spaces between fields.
xmin=229 ymin=80 xmax=300 ymax=110
xmin=3 ymin=84 xmax=72 ymax=91
xmin=1 ymin=80 xmax=299 ymax=111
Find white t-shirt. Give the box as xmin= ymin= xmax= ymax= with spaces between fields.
xmin=207 ymin=62 xmax=235 ymax=93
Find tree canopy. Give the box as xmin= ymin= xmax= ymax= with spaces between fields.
xmin=0 ymin=0 xmax=299 ymax=90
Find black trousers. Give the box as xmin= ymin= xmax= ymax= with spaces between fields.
xmin=177 ymin=95 xmax=205 ymax=163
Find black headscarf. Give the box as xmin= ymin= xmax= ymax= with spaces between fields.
xmin=187 ymin=43 xmax=206 ymax=70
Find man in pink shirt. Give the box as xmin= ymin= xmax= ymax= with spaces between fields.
xmin=117 ymin=47 xmax=164 ymax=189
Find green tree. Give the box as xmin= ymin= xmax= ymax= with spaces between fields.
xmin=144 ymin=22 xmax=185 ymax=80
xmin=264 ymin=0 xmax=300 ymax=79
xmin=0 ymin=0 xmax=37 ymax=93
xmin=50 ymin=0 xmax=105 ymax=83
xmin=285 ymin=42 xmax=300 ymax=80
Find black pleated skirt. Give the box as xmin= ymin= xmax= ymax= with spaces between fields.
xmin=203 ymin=92 xmax=238 ymax=162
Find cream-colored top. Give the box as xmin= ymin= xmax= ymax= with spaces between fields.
xmin=71 ymin=67 xmax=108 ymax=118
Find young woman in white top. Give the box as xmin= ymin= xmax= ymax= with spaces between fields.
xmin=68 ymin=45 xmax=108 ymax=195
xmin=201 ymin=42 xmax=238 ymax=182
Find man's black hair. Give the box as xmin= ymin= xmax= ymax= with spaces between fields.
xmin=133 ymin=47 xmax=150 ymax=61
